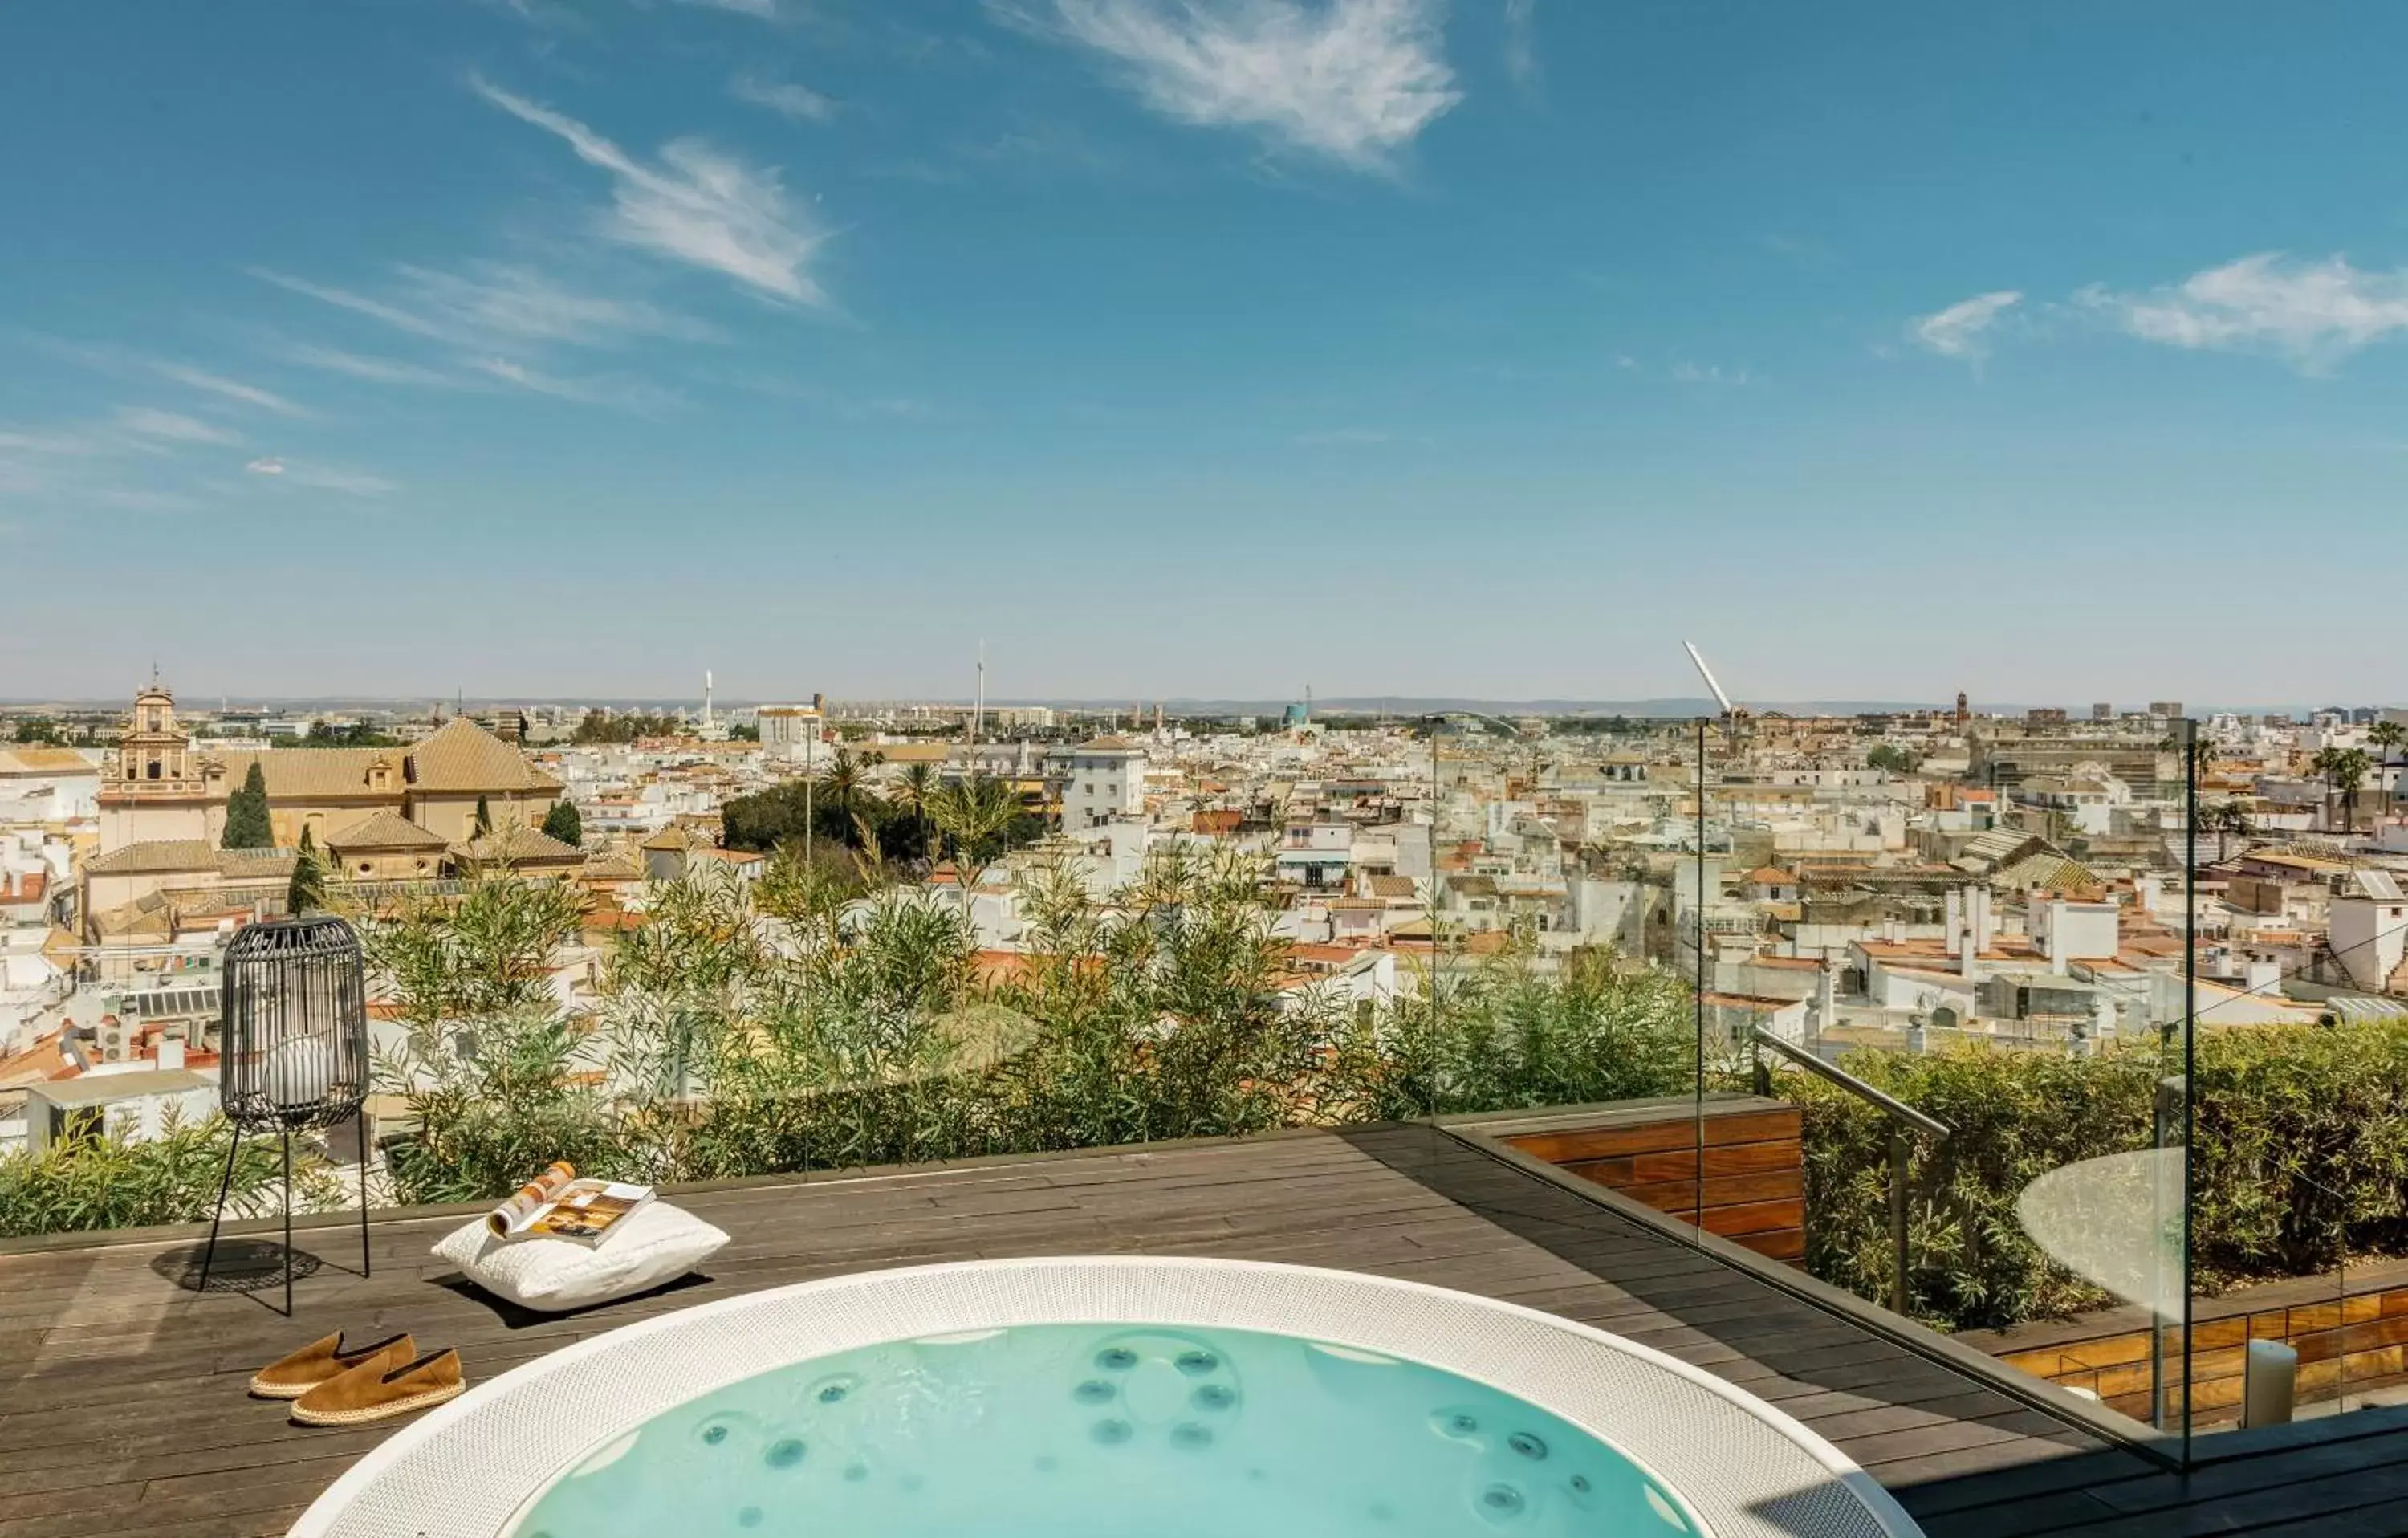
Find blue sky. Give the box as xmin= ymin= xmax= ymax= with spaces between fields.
xmin=5 ymin=1 xmax=2406 ymax=706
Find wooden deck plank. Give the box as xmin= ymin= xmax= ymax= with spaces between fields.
xmin=1 ymin=1126 xmax=2394 ymax=1536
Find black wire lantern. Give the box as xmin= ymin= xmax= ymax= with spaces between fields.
xmin=197 ymin=915 xmax=374 ymax=1313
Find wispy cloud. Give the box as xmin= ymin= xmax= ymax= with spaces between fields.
xmin=252 ymin=272 xmax=452 ymax=340
xmin=116 ymin=407 xmax=240 ymax=445
xmin=254 ymin=262 xmax=706 ymax=411
xmin=1017 ymin=0 xmax=1461 ymax=172
xmin=2 ymin=404 xmax=239 ymax=459
xmin=151 ymin=361 xmax=309 ymax=417
xmin=730 ymin=72 xmax=836 ymax=124
xmin=473 ymin=79 xmax=828 ymax=304
xmin=2077 ymin=254 xmax=2408 ymax=372
xmin=86 ymin=488 xmax=206 ymax=513
xmin=676 ymin=0 xmax=777 ymax=14
xmin=282 ymin=344 xmax=465 ymax=388
xmin=256 ymin=262 xmax=713 ymax=351
xmin=405 ymin=262 xmax=718 ymax=344
xmin=470 ymin=356 xmax=676 ymax=411
xmin=245 ymin=455 xmax=393 ymax=494
xmin=958 ymin=117 xmax=1127 ymax=177
xmin=0 ymin=425 xmax=112 ymax=458
xmin=1501 ymin=0 xmax=1537 ymax=91
xmin=285 ymin=463 xmax=396 ymax=495
xmin=1911 ymin=290 xmax=2022 ymax=361
xmin=1293 ymin=427 xmax=1390 ymax=445
xmin=1670 ymin=361 xmax=1754 ymax=386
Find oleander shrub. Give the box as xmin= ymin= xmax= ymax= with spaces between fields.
xmin=360 ymin=852 xmax=1698 ymax=1208
xmin=0 ymin=1113 xmax=334 ymax=1239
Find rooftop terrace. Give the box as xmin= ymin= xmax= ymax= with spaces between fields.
xmin=8 ymin=1125 xmax=2406 ymax=1537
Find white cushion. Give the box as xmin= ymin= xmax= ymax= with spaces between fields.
xmin=431 ymin=1202 xmax=729 ymax=1313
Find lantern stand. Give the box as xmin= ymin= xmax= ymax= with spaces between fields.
xmin=196 ymin=916 xmax=374 ymax=1316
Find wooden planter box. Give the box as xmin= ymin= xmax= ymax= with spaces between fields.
xmin=1959 ymin=1255 xmax=2408 ymax=1425
xmin=1464 ymin=1092 xmax=1806 ymax=1263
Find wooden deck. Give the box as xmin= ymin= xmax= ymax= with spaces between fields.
xmin=1 ymin=1125 xmax=2402 ymax=1536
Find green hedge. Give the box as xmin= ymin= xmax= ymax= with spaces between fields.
xmin=0 ymin=1114 xmax=331 ymax=1239
xmin=1796 ymin=1015 xmax=2408 ymax=1332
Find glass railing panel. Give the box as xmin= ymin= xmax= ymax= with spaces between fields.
xmin=1670 ymin=703 xmax=2197 ymax=1446
xmin=2181 ymin=714 xmax=2408 ymax=1442
xmin=1394 ymin=710 xmax=1706 ymax=1247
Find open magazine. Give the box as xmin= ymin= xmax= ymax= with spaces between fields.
xmin=486 ymin=1161 xmax=655 ymax=1248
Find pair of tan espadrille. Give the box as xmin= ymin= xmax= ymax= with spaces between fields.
xmin=248 ymin=1332 xmax=467 ymax=1426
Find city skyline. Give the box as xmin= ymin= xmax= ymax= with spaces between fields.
xmin=2 ymin=682 xmax=2392 ymax=720
xmin=10 ymin=2 xmax=2408 ymax=701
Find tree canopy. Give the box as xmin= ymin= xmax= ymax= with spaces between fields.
xmin=287 ymin=827 xmax=327 ymax=914
xmin=572 ymin=712 xmax=682 ymax=745
xmin=541 ymin=799 xmax=584 ymax=848
xmin=222 ymin=763 xmax=273 ymax=849
xmin=302 ymin=720 xmax=402 ymax=748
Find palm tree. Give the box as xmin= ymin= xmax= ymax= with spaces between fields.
xmin=2332 ymin=747 xmax=2373 ymax=834
xmin=2370 ymin=720 xmax=2406 ymax=822
xmin=2311 ymin=746 xmax=2345 ymax=831
xmin=817 ymin=749 xmax=864 ymax=820
xmin=892 ymin=762 xmax=940 ymax=867
xmin=2161 ymin=731 xmax=2215 ymax=790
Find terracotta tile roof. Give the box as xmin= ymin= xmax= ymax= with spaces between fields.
xmin=86 ymin=897 xmax=173 ymax=939
xmin=83 ymin=840 xmax=220 ymax=875
xmin=205 ymin=717 xmax=560 ymax=800
xmin=1289 ymin=943 xmax=1364 ymax=964
xmin=404 ymin=718 xmax=564 ymax=794
xmin=451 ymin=824 xmax=582 ymax=864
xmin=325 ymin=810 xmax=448 ymax=851
xmin=580 ymin=846 xmax=648 ymax=881
xmin=0 ymin=1028 xmax=78 ymax=1088
xmin=1 ymin=872 xmax=50 ymax=906
xmin=641 ymin=825 xmax=710 ymax=852
xmin=201 ymin=747 xmax=396 ymax=800
xmin=0 ymin=747 xmax=98 ymax=776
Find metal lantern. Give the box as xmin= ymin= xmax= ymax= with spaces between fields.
xmin=197 ymin=915 xmax=374 ymax=1312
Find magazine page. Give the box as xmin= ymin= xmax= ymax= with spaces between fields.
xmin=522 ymin=1179 xmax=656 ymax=1247
xmin=486 ymin=1161 xmax=577 ymax=1239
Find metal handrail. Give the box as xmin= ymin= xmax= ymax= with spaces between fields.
xmin=1751 ymin=1025 xmax=1950 ymax=1317
xmin=1751 ymin=1027 xmax=1952 ymax=1139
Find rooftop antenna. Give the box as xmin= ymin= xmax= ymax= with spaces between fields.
xmin=973 ymin=641 xmax=986 ymax=745
xmin=1683 ymin=641 xmax=1736 ymax=718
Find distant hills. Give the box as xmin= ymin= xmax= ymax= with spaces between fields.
xmin=0 ymin=693 xmax=2372 ymax=718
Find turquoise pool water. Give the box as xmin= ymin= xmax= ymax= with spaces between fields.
xmin=507 ymin=1322 xmax=1703 ymax=1537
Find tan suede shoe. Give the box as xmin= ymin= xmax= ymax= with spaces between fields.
xmin=291 ymin=1347 xmax=466 ymax=1426
xmin=248 ymin=1332 xmax=415 ymax=1400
